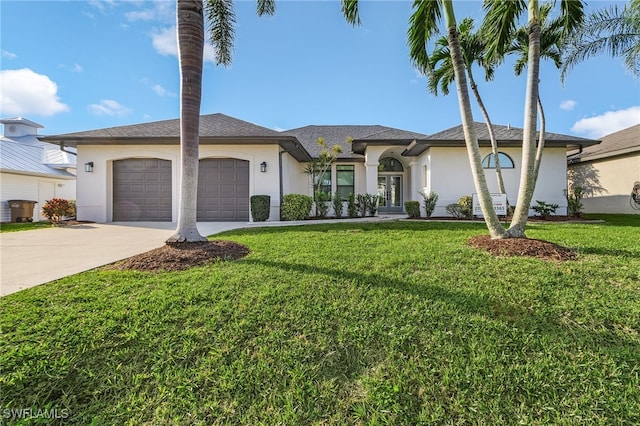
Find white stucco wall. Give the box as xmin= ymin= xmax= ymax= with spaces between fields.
xmin=1 ymin=172 xmax=76 ymax=222
xmin=569 ymin=153 xmax=640 ymax=214
xmin=424 ymin=146 xmax=568 ymax=216
xmin=77 ymin=144 xmax=281 ymax=223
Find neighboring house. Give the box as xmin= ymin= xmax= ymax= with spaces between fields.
xmin=568 ymin=124 xmax=640 ymax=214
xmin=39 ymin=113 xmax=597 ymax=222
xmin=1 ymin=118 xmax=76 ymax=222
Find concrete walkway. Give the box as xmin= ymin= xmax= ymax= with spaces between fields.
xmin=0 ymin=216 xmax=403 ymax=297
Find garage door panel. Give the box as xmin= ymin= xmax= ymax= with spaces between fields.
xmin=113 ymin=159 xmax=172 ymax=221
xmin=197 ymin=158 xmax=249 ymax=221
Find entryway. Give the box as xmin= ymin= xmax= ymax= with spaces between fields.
xmin=377 ymin=175 xmax=403 ymax=213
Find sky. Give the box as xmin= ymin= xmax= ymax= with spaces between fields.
xmin=1 ymin=0 xmax=639 ymax=139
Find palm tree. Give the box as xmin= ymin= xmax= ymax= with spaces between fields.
xmin=424 ymin=18 xmax=507 ymax=198
xmin=482 ymin=0 xmax=584 ymax=237
xmin=507 ymin=2 xmax=565 ymax=189
xmin=561 ymin=0 xmax=640 ymax=81
xmin=168 ymin=0 xmax=275 ymax=243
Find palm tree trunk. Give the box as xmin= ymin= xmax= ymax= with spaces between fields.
xmin=443 ymin=1 xmax=506 ymax=239
xmin=167 ymin=0 xmax=207 ymax=243
xmin=533 ymin=95 xmax=546 ymax=183
xmin=467 ymin=69 xmax=507 ymax=195
xmin=508 ymin=3 xmax=541 ymax=238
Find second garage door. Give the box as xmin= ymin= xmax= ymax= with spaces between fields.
xmin=198 ymin=158 xmax=249 ymax=221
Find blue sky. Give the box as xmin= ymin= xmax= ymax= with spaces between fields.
xmin=1 ymin=0 xmax=638 ymax=139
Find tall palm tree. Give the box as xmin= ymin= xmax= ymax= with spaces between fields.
xmin=168 ymin=0 xmax=275 ymax=243
xmin=424 ymin=18 xmax=507 ymax=197
xmin=507 ymin=2 xmax=565 ymax=189
xmin=561 ymin=0 xmax=640 ymax=81
xmin=482 ymin=0 xmax=584 ymax=237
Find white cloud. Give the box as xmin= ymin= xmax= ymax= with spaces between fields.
xmin=152 ymin=84 xmax=176 ymax=98
xmin=560 ymin=100 xmax=576 ymax=111
xmin=88 ymin=99 xmax=131 ymax=116
xmin=125 ymin=2 xmax=173 ymax=22
xmin=59 ymin=63 xmax=83 ymax=73
xmin=571 ymin=106 xmax=640 ymax=138
xmin=0 ymin=69 xmax=69 ymax=116
xmin=151 ymin=26 xmax=217 ymax=63
xmin=2 ymin=50 xmax=17 ymax=59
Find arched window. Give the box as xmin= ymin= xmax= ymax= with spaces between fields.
xmin=482 ymin=152 xmax=515 ymax=169
xmin=378 ymin=157 xmax=404 ymax=172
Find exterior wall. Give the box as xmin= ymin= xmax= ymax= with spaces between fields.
xmin=569 ymin=153 xmax=640 ymax=214
xmin=425 ymin=146 xmax=568 ymax=216
xmin=0 ymin=172 xmax=76 ymax=222
xmin=77 ymin=144 xmax=280 ymax=223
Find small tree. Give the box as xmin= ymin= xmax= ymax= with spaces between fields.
xmin=42 ymin=198 xmax=75 ymax=225
xmin=420 ymin=190 xmax=439 ymax=218
xmin=332 ymin=192 xmax=344 ymax=218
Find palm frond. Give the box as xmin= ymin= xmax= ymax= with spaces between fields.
xmin=481 ymin=0 xmax=526 ymax=60
xmin=256 ymin=0 xmax=275 ymax=17
xmin=408 ymin=0 xmax=443 ymax=75
xmin=205 ymin=0 xmax=236 ymax=67
xmin=341 ymin=0 xmax=361 ymax=26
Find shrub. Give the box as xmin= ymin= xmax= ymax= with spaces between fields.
xmin=332 ymin=192 xmax=344 ymax=219
xmin=314 ymin=191 xmax=331 ymax=218
xmin=356 ymin=194 xmax=367 ymax=217
xmin=281 ymin=194 xmax=313 ymax=221
xmin=42 ymin=198 xmax=75 ymax=225
xmin=531 ymin=200 xmax=559 ymax=218
xmin=564 ymin=186 xmax=584 ymax=217
xmin=250 ymin=195 xmax=271 ymax=222
xmin=404 ymin=201 xmax=421 ymax=218
xmin=420 ymin=190 xmax=438 ymax=217
xmin=347 ymin=193 xmax=358 ymax=218
xmin=446 ymin=203 xmax=465 ymax=218
xmin=458 ymin=195 xmax=473 ymax=218
xmin=365 ymin=194 xmax=380 ymax=217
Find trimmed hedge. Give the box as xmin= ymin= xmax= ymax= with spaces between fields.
xmin=281 ymin=194 xmax=313 ymax=221
xmin=250 ymin=195 xmax=271 ymax=222
xmin=404 ymin=201 xmax=421 ymax=218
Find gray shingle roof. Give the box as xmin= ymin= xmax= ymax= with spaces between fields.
xmin=572 ymin=124 xmax=639 ymax=162
xmin=42 ymin=113 xmax=284 ymax=140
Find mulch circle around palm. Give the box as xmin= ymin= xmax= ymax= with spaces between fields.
xmin=468 ymin=235 xmax=577 ymax=262
xmin=106 ymin=241 xmax=250 ymax=272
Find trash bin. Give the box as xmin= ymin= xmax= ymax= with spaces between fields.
xmin=8 ymin=200 xmax=38 ymax=223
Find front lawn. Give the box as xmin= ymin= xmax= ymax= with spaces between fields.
xmin=0 ymin=221 xmax=52 ymax=233
xmin=1 ymin=216 xmax=639 ymax=424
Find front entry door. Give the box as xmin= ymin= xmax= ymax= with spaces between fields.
xmin=378 ymin=175 xmax=403 ymax=213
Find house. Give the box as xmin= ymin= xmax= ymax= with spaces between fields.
xmin=1 ymin=118 xmax=76 ymax=222
xmin=568 ymin=124 xmax=640 ymax=214
xmin=39 ymin=113 xmax=598 ymax=222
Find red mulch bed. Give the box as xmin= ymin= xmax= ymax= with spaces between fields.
xmin=106 ymin=240 xmax=250 ymax=272
xmin=468 ymin=235 xmax=577 ymax=262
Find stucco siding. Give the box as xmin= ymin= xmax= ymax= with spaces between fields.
xmin=570 ymin=153 xmax=640 ymax=214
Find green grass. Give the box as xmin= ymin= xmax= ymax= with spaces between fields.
xmin=0 ymin=221 xmax=53 ymax=233
xmin=1 ymin=216 xmax=639 ymax=424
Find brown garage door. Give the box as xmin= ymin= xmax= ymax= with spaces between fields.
xmin=113 ymin=158 xmax=172 ymax=221
xmin=198 ymin=158 xmax=249 ymax=221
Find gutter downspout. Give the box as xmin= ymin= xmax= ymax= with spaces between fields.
xmin=59 ymin=142 xmax=77 ymax=156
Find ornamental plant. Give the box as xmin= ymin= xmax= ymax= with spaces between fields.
xmin=281 ymin=194 xmax=313 ymax=221
xmin=420 ymin=190 xmax=439 ymax=217
xmin=42 ymin=198 xmax=75 ymax=225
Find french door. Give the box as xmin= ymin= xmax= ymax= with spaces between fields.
xmin=377 ymin=175 xmax=403 ymax=213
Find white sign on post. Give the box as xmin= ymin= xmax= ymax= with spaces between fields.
xmin=472 ymin=193 xmax=507 ymax=217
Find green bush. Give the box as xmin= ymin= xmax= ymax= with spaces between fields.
xmin=531 ymin=200 xmax=559 ymax=219
xmin=565 ymin=186 xmax=584 ymax=217
xmin=446 ymin=203 xmax=465 ymax=218
xmin=332 ymin=192 xmax=344 ymax=219
xmin=314 ymin=191 xmax=331 ymax=218
xmin=458 ymin=195 xmax=473 ymax=218
xmin=41 ymin=198 xmax=75 ymax=225
xmin=347 ymin=193 xmax=358 ymax=218
xmin=404 ymin=201 xmax=421 ymax=218
xmin=250 ymin=195 xmax=270 ymax=222
xmin=420 ymin=190 xmax=438 ymax=217
xmin=281 ymin=194 xmax=313 ymax=221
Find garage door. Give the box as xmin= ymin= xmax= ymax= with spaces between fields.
xmin=113 ymin=158 xmax=172 ymax=221
xmin=198 ymin=158 xmax=249 ymax=221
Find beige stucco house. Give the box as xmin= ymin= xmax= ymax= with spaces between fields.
xmin=568 ymin=124 xmax=640 ymax=214
xmin=1 ymin=118 xmax=76 ymax=222
xmin=40 ymin=113 xmax=597 ymax=222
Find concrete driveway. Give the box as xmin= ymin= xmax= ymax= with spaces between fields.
xmin=0 ymin=222 xmax=246 ymax=297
